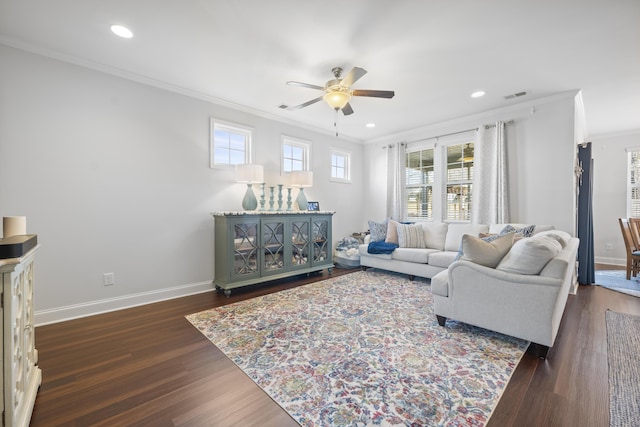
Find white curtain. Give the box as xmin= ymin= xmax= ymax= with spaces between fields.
xmin=472 ymin=121 xmax=509 ymax=224
xmin=386 ymin=142 xmax=406 ymax=221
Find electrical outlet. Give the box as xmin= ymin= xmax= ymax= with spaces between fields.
xmin=103 ymin=272 xmax=115 ymax=286
xmin=605 ymin=243 xmax=613 ymax=251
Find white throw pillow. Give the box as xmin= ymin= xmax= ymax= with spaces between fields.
xmin=496 ymin=235 xmax=563 ymax=275
xmin=460 ymin=233 xmax=515 ymax=268
xmin=397 ymin=223 xmax=427 ymax=248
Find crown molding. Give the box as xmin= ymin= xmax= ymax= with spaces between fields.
xmin=0 ymin=37 xmax=362 ymax=144
xmin=366 ymin=90 xmax=582 ymax=145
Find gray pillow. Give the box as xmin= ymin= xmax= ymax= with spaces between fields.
xmin=459 ymin=233 xmax=515 ymax=268
xmin=397 ymin=223 xmax=427 ymax=248
xmin=496 ymin=235 xmax=562 ymax=275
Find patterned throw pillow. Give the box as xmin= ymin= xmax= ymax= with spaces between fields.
xmin=397 ymin=223 xmax=427 ymax=248
xmin=500 ymin=224 xmax=536 ymax=237
xmin=368 ymin=219 xmax=388 ymax=242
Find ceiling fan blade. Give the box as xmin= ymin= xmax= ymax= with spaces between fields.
xmin=286 ymin=81 xmax=325 ymax=91
xmin=341 ymin=103 xmax=354 ymax=116
xmin=352 ymin=89 xmax=395 ymax=99
xmin=280 ymin=96 xmax=324 ymax=110
xmin=340 ymin=67 xmax=367 ymax=87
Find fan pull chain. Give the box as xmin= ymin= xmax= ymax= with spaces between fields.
xmin=334 ymin=109 xmax=339 ymax=137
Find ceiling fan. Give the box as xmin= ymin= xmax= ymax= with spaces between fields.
xmin=279 ymin=66 xmax=395 ymax=116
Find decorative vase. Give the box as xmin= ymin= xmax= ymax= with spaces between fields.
xmin=296 ymin=187 xmax=308 ymax=210
xmin=241 ymin=183 xmax=258 ymax=211
xmin=259 ymin=183 xmax=266 ymax=210
xmin=286 ymin=188 xmax=292 ymax=211
xmin=277 ymin=184 xmax=283 ymax=211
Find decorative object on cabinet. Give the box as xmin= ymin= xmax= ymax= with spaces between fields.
xmin=307 ymin=201 xmax=320 ymax=211
xmin=212 ymin=211 xmax=334 ymax=296
xmin=291 ymin=170 xmax=313 ymax=210
xmin=1 ymin=244 xmax=41 ymax=427
xmin=235 ymin=164 xmax=264 ymax=211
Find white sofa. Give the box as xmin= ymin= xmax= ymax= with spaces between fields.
xmin=359 ymin=222 xmax=554 ymax=279
xmin=431 ymin=232 xmax=579 ymax=358
xmin=359 ymin=222 xmax=577 ymax=358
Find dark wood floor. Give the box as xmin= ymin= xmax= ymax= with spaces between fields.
xmin=31 ymin=266 xmax=640 ymax=427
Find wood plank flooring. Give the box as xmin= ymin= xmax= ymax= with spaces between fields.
xmin=31 ymin=267 xmax=640 ymax=426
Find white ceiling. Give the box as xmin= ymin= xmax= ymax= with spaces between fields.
xmin=1 ymin=0 xmax=639 ymax=142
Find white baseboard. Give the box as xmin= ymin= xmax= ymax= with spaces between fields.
xmin=595 ymin=256 xmax=624 ymax=266
xmin=34 ymin=281 xmax=214 ymax=326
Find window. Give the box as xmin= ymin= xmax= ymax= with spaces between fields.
xmin=406 ymin=148 xmax=434 ymax=220
xmin=281 ymin=136 xmax=310 ymax=173
xmin=210 ymin=119 xmax=252 ymax=167
xmin=445 ymin=143 xmax=474 ymax=221
xmin=330 ymin=149 xmax=351 ymax=182
xmin=405 ymin=138 xmax=474 ymax=222
xmin=627 ymin=148 xmax=640 ymax=217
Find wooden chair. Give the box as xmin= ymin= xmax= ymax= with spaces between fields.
xmin=618 ymin=218 xmax=640 ymax=279
xmin=629 ymin=217 xmax=640 ymax=249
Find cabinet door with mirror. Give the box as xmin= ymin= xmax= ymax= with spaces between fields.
xmin=230 ymin=218 xmax=260 ymax=282
xmin=262 ymin=218 xmax=286 ymax=276
xmin=290 ymin=218 xmax=310 ymax=270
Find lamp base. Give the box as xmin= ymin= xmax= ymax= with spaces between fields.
xmin=242 ymin=184 xmax=258 ymax=211
xmin=296 ymin=188 xmax=308 ymax=210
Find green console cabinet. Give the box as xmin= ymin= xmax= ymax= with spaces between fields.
xmin=212 ymin=211 xmax=334 ymax=295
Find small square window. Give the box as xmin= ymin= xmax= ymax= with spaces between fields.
xmin=210 ymin=118 xmax=252 ymax=167
xmin=330 ymin=149 xmax=351 ymax=182
xmin=281 ymin=136 xmax=310 ymax=173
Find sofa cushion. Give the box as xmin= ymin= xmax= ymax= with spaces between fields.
xmin=397 ymin=223 xmax=427 ymax=248
xmin=368 ymin=219 xmax=388 ymax=242
xmin=460 ymin=233 xmax=515 ymax=268
xmin=427 ymin=251 xmax=460 ymax=269
xmin=392 ymin=248 xmax=437 ymax=263
xmin=421 ymin=222 xmax=448 ymax=250
xmin=497 ymin=235 xmax=563 ymax=275
xmin=431 ymin=270 xmax=449 ymax=297
xmin=444 ymin=224 xmax=490 ymax=251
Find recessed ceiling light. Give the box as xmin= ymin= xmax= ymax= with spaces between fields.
xmin=471 ymin=91 xmax=485 ymax=98
xmin=110 ymin=25 xmax=133 ymax=39
xmin=366 ymin=123 xmax=376 ymax=128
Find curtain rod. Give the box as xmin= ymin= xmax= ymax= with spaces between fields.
xmin=400 ymin=119 xmax=515 ymax=146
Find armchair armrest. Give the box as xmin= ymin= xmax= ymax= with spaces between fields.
xmin=448 ymin=260 xmax=563 ymax=289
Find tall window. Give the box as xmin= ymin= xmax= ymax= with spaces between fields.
xmin=210 ymin=119 xmax=252 ymax=167
xmin=406 ymin=148 xmax=434 ymax=220
xmin=404 ymin=138 xmax=474 ymax=222
xmin=281 ymin=136 xmax=310 ymax=173
xmin=627 ymin=149 xmax=640 ymax=217
xmin=446 ymin=143 xmax=474 ymax=221
xmin=331 ymin=149 xmax=351 ymax=182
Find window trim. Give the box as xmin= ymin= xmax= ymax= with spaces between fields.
xmin=280 ymin=135 xmax=311 ymax=174
xmin=210 ymin=118 xmax=253 ymax=168
xmin=330 ymin=148 xmax=351 ymax=183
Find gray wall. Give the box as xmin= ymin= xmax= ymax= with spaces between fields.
xmin=362 ymin=92 xmax=581 ymax=235
xmin=591 ymin=130 xmax=640 ymax=265
xmin=0 ymin=45 xmax=365 ymax=324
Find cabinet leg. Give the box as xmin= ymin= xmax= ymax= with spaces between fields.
xmin=224 ymin=289 xmax=231 ymax=297
xmin=328 ymin=267 xmax=333 ymax=274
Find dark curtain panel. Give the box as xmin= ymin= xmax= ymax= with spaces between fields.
xmin=577 ymin=143 xmax=595 ymax=284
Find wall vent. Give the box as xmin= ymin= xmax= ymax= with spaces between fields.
xmin=504 ymin=91 xmax=527 ymax=100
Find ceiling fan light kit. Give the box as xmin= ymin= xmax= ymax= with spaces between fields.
xmin=282 ymin=66 xmax=394 ymax=117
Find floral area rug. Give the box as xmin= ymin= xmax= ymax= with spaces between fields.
xmin=186 ymin=270 xmax=528 ymax=426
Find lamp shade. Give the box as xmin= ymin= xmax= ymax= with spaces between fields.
xmin=290 ymin=170 xmax=313 ymax=187
xmin=235 ymin=164 xmax=264 ymax=183
xmin=323 ymin=91 xmax=351 ymax=110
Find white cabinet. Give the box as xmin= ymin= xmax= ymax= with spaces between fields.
xmin=0 ymin=246 xmax=41 ymax=427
